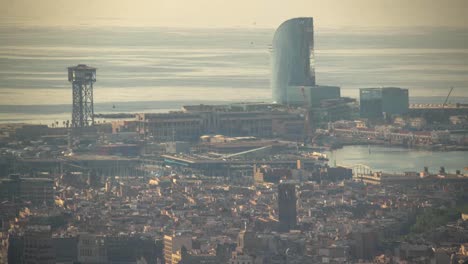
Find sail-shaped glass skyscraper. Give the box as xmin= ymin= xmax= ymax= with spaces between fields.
xmin=271 ymin=17 xmax=315 ymax=104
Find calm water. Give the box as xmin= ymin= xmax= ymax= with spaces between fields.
xmin=327 ymin=145 xmax=467 ymax=174
xmin=0 ymin=26 xmax=468 ymax=124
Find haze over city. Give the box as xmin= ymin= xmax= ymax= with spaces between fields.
xmin=1 ymin=0 xmax=468 ymax=28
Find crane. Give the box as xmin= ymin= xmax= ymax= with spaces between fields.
xmin=443 ymin=87 xmax=454 ymax=108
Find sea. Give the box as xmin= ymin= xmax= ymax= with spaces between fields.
xmin=0 ymin=26 xmax=468 ymax=125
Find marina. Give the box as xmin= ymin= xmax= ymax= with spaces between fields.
xmin=327 ymin=145 xmax=467 ymax=173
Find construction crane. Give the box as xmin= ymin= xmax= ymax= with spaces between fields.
xmin=443 ymin=87 xmax=454 ymax=108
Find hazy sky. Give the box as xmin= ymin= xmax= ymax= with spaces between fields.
xmin=1 ymin=0 xmax=467 ymax=28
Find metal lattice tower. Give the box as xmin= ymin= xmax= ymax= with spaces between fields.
xmin=68 ymin=64 xmax=97 ymax=128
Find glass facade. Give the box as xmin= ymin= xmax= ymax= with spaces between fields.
xmin=360 ymin=87 xmax=409 ymax=118
xmin=381 ymin=87 xmax=409 ymax=115
xmin=287 ymin=85 xmax=340 ymax=107
xmin=360 ymin=88 xmax=383 ymax=119
xmin=271 ymin=17 xmax=315 ymax=104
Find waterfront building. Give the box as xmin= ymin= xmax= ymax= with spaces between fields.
xmin=287 ymin=85 xmax=341 ymax=107
xmin=360 ymin=88 xmax=383 ymax=119
xmin=137 ymin=112 xmax=203 ymax=142
xmin=135 ymin=106 xmax=305 ymax=141
xmin=360 ymin=87 xmax=409 ymax=119
xmin=271 ymin=17 xmax=315 ymax=104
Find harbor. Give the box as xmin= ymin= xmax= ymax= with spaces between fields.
xmin=326 ymin=145 xmax=467 ymax=174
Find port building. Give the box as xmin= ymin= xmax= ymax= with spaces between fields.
xmin=360 ymin=87 xmax=409 ymax=119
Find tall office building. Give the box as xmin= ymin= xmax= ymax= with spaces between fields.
xmin=278 ymin=182 xmax=297 ymax=232
xmin=360 ymin=87 xmax=409 ymax=119
xmin=271 ymin=17 xmax=315 ymax=104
